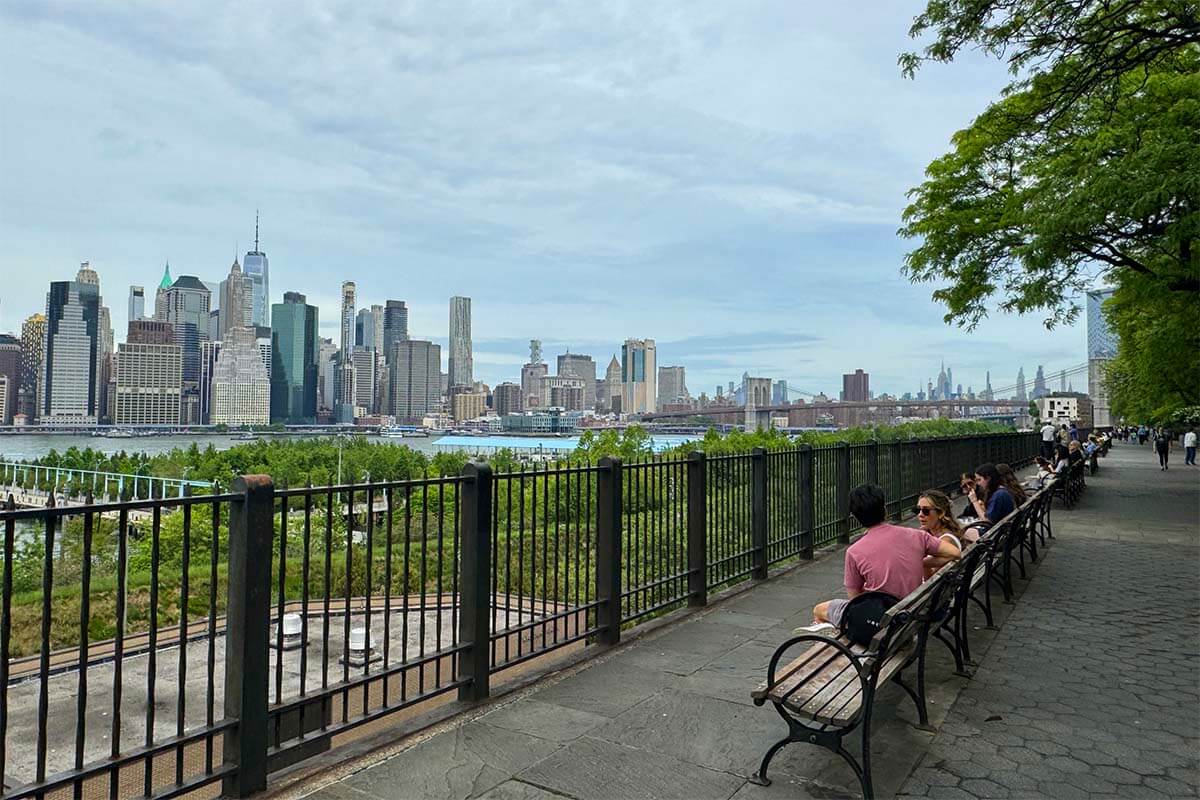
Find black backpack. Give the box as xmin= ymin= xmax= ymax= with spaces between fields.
xmin=840 ymin=591 xmax=900 ymax=646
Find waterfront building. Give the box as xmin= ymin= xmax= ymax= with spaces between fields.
xmin=352 ymin=346 xmax=377 ymax=412
xmin=389 ymin=339 xmax=441 ymax=421
xmin=501 ymin=409 xmax=580 ymax=434
xmin=842 ymin=369 xmax=870 ymax=402
xmin=114 ymin=321 xmax=181 ymax=426
xmin=41 ymin=271 xmax=101 ymax=424
xmin=270 ymin=291 xmax=319 ymax=424
xmin=557 ymin=352 xmax=597 ymax=408
xmin=210 ymin=326 xmax=270 ymax=426
xmin=620 ymin=338 xmax=656 ymax=415
xmin=242 ymin=214 xmax=270 ymax=328
xmin=0 ymin=334 xmax=19 ymax=425
xmin=493 ymin=381 xmax=523 ymax=416
xmin=128 ymin=285 xmax=145 ymax=322
xmin=1086 ymin=287 xmax=1117 ymax=427
xmin=451 ymin=391 xmax=486 ymax=422
xmin=17 ymin=313 xmax=46 ymax=422
xmin=448 ymin=296 xmax=473 ymax=389
xmin=383 ymin=300 xmax=408 ymax=362
xmin=657 ymin=365 xmax=689 ymax=408
xmin=218 ymin=258 xmax=252 ymax=337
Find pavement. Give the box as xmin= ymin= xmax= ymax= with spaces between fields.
xmin=294 ymin=443 xmax=1199 ymax=800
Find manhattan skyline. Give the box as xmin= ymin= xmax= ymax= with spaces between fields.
xmin=0 ymin=2 xmax=1090 ymax=395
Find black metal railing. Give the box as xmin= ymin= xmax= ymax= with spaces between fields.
xmin=0 ymin=431 xmax=1038 ymax=799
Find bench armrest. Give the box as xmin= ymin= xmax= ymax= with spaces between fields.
xmin=751 ymin=633 xmax=868 ymax=705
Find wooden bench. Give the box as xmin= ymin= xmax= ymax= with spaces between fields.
xmin=748 ymin=562 xmax=960 ymax=799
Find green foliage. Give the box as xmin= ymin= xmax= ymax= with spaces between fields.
xmin=669 ymin=419 xmax=1010 ymax=456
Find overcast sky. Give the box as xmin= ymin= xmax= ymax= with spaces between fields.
xmin=0 ymin=1 xmax=1095 ymax=398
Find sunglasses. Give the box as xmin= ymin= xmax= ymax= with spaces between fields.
xmin=915 ymin=506 xmax=938 ymax=516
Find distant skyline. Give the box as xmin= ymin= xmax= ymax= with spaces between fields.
xmin=0 ymin=2 xmax=1092 ymax=397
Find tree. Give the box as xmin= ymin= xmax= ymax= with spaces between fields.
xmin=899 ymin=1 xmax=1200 ymax=326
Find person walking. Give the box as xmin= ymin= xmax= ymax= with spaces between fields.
xmin=1138 ymin=425 xmax=1148 ymax=445
xmin=1155 ymin=428 xmax=1173 ymax=470
xmin=1185 ymin=428 xmax=1197 ymax=466
xmin=1040 ymin=420 xmax=1057 ymax=460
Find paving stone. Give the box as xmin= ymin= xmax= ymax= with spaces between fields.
xmin=517 ymin=735 xmax=744 ymax=800
xmin=475 ymin=779 xmax=578 ymax=800
xmin=479 ymin=698 xmax=611 ymax=743
xmin=528 ymin=661 xmax=674 ymax=717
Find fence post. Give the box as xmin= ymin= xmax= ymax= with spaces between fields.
xmin=868 ymin=438 xmax=880 ymax=486
xmin=889 ymin=441 xmax=903 ymax=521
xmin=751 ymin=448 xmax=768 ymax=580
xmin=595 ymin=457 xmax=622 ymax=646
xmin=798 ymin=444 xmax=814 ymax=560
xmin=223 ymin=475 xmax=274 ymax=799
xmin=458 ymin=462 xmax=492 ymax=702
xmin=687 ymin=451 xmax=707 ymax=607
xmin=837 ymin=442 xmax=851 ymax=544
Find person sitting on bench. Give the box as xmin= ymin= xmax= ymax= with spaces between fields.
xmin=918 ymin=489 xmax=966 ymax=579
xmin=962 ymin=463 xmax=1017 ymax=542
xmin=805 ymin=484 xmax=960 ymax=633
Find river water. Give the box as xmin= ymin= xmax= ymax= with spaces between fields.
xmin=0 ymin=432 xmax=698 ymax=462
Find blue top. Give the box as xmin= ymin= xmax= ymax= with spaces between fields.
xmin=986 ymin=486 xmax=1016 ymax=522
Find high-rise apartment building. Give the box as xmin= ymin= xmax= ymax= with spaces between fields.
xmin=200 ymin=340 xmax=220 ymax=424
xmin=1086 ymin=287 xmax=1116 ymax=427
xmin=242 ymin=215 xmax=270 ymax=328
xmin=389 ymin=339 xmax=441 ymax=421
xmin=317 ymin=337 xmax=338 ymax=413
xmin=842 ymin=369 xmax=870 ymax=402
xmin=541 ymin=376 xmax=585 ymax=410
xmin=557 ymin=352 xmax=597 ymax=408
xmin=114 ymin=321 xmax=182 ymax=426
xmin=270 ymin=291 xmax=319 ymax=424
xmin=41 ymin=273 xmax=102 ymax=424
xmin=0 ymin=334 xmax=20 ymax=425
xmin=493 ymin=382 xmax=523 ymax=416
xmin=383 ymin=300 xmax=408 ymax=362
xmin=219 ymin=258 xmax=252 ymax=337
xmin=128 ymin=285 xmax=145 ymax=323
xmin=210 ymin=325 xmax=270 ymax=426
xmin=657 ymin=366 xmax=689 ymax=408
xmin=17 ymin=313 xmax=46 ymax=422
xmin=620 ymin=338 xmax=656 ymax=415
xmin=336 ymin=282 xmax=357 ymax=417
xmin=352 ymin=347 xmax=377 ymax=412
xmin=355 ymin=307 xmax=375 ymax=349
xmin=447 ymin=296 xmax=472 ymax=389
xmin=451 ymin=391 xmax=486 ymax=422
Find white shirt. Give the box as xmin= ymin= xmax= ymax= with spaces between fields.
xmin=1041 ymin=424 xmax=1056 ymax=442
xmin=1186 ymin=432 xmax=1197 ymax=447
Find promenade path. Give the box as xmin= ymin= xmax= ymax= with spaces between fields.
xmin=289 ymin=444 xmax=1198 ymax=800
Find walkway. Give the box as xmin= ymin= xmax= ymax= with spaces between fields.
xmin=288 ymin=445 xmax=1198 ymax=800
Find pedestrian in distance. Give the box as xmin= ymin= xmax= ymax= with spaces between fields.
xmin=1185 ymin=428 xmax=1197 ymax=466
xmin=1040 ymin=420 xmax=1056 ymax=460
xmin=1155 ymin=428 xmax=1173 ymax=470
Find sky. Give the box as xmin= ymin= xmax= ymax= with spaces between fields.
xmin=0 ymin=1 xmax=1095 ymax=399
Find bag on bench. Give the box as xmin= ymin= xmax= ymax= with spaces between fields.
xmin=840 ymin=591 xmax=900 ymax=646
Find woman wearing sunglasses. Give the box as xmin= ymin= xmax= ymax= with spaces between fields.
xmin=917 ymin=489 xmax=965 ymax=579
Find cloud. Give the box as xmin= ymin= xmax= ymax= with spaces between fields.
xmin=0 ymin=1 xmax=1088 ymax=398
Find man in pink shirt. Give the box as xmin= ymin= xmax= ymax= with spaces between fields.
xmin=810 ymin=484 xmax=960 ymax=629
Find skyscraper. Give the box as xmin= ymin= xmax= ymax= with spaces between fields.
xmin=557 ymin=352 xmax=597 ymax=408
xmin=270 ymin=291 xmax=319 ymax=424
xmin=842 ymin=369 xmax=870 ymax=402
xmin=389 ymin=339 xmax=442 ymax=421
xmin=602 ymin=355 xmax=622 ymax=412
xmin=316 ymin=337 xmax=338 ymax=414
xmin=620 ymin=338 xmax=657 ymax=415
xmin=1086 ymin=287 xmax=1117 ymax=426
xmin=0 ymin=334 xmax=19 ymax=426
xmin=114 ymin=321 xmax=181 ymax=426
xmin=242 ymin=214 xmax=270 ymax=328
xmin=355 ymin=307 xmax=375 ymax=349
xmin=337 ymin=281 xmax=357 ymax=417
xmin=18 ymin=313 xmax=46 ymax=421
xmin=1015 ymin=367 xmax=1027 ymax=401
xmin=128 ymin=285 xmax=145 ymax=323
xmin=352 ymin=347 xmax=377 ymax=412
xmin=493 ymin=382 xmax=523 ymax=415
xmin=1032 ymin=365 xmax=1048 ymax=399
xmin=657 ymin=365 xmax=689 ymax=407
xmin=219 ymin=258 xmax=252 ymax=337
xmin=210 ymin=325 xmax=270 ymax=426
xmin=154 ymin=262 xmax=173 ymax=320
xmin=41 ymin=274 xmax=101 ymax=423
xmin=383 ymin=300 xmax=409 ymax=361
xmin=448 ymin=296 xmax=472 ymax=389
xmin=162 ymin=275 xmax=211 ymax=385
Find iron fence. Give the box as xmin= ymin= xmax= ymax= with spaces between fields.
xmin=0 ymin=431 xmax=1038 ymax=799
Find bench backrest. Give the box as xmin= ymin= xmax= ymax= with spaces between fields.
xmin=862 ymin=558 xmax=960 ymax=670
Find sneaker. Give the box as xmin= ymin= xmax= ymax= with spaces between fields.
xmin=794 ymin=622 xmax=840 ymax=637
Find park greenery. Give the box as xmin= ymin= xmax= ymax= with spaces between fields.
xmin=899 ymin=0 xmax=1199 ymax=424
xmin=2 ymin=420 xmax=1016 ymax=656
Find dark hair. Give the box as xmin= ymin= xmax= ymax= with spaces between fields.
xmin=849 ymin=484 xmax=887 ymax=528
xmin=974 ymin=463 xmax=1001 ymax=502
xmin=995 ymin=463 xmax=1028 ymax=505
